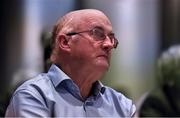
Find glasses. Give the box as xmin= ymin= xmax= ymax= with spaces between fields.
xmin=66 ymin=27 xmax=119 ymax=48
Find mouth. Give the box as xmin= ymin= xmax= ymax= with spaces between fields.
xmin=97 ymin=54 xmax=109 ymax=60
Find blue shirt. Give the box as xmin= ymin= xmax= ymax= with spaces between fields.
xmin=5 ymin=64 xmax=136 ymax=117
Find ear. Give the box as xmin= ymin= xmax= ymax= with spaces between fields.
xmin=56 ymin=35 xmax=71 ymax=52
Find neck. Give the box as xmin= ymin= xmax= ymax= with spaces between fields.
xmin=59 ymin=62 xmax=104 ymax=99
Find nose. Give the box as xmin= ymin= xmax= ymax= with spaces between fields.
xmin=102 ymin=37 xmax=114 ymax=51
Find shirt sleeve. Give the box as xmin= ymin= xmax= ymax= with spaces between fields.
xmin=5 ymin=89 xmax=51 ymax=117
xmin=117 ymin=92 xmax=136 ymax=117
xmin=130 ymin=103 xmax=136 ymax=117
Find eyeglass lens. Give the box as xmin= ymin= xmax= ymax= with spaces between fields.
xmin=92 ymin=28 xmax=117 ymax=47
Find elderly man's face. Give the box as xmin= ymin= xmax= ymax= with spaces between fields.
xmin=69 ymin=12 xmax=114 ymax=72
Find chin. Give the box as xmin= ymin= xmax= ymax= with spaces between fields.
xmin=95 ymin=60 xmax=110 ymax=71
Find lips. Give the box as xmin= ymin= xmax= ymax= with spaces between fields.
xmin=97 ymin=54 xmax=109 ymax=60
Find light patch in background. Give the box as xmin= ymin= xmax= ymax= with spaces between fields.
xmin=12 ymin=0 xmax=76 ymax=86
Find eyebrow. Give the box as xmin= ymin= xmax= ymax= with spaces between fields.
xmin=93 ymin=26 xmax=104 ymax=30
xmin=93 ymin=26 xmax=113 ymax=34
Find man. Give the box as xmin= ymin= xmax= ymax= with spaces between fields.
xmin=5 ymin=9 xmax=136 ymax=117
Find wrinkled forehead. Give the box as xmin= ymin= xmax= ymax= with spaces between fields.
xmin=69 ymin=10 xmax=112 ymax=31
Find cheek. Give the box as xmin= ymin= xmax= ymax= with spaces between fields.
xmin=71 ymin=45 xmax=94 ymax=60
xmin=80 ymin=47 xmax=95 ymax=59
xmin=79 ymin=41 xmax=96 ymax=55
xmin=71 ymin=39 xmax=99 ymax=59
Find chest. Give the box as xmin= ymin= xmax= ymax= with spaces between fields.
xmin=49 ymin=91 xmax=124 ymax=117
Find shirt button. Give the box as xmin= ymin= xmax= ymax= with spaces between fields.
xmin=85 ymin=102 xmax=93 ymax=106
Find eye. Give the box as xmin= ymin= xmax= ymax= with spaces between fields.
xmin=93 ymin=28 xmax=105 ymax=40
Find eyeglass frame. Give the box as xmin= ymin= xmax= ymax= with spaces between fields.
xmin=65 ymin=27 xmax=119 ymax=48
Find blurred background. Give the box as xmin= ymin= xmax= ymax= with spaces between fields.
xmin=0 ymin=0 xmax=180 ymax=116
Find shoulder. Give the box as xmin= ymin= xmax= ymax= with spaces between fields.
xmin=6 ymin=74 xmax=53 ymax=117
xmin=103 ymin=86 xmax=136 ymax=116
xmin=13 ymin=73 xmax=54 ymax=100
xmin=104 ymin=86 xmax=130 ymax=100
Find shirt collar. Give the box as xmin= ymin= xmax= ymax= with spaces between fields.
xmin=92 ymin=81 xmax=106 ymax=96
xmin=47 ymin=64 xmax=71 ymax=87
xmin=47 ymin=64 xmax=106 ymax=95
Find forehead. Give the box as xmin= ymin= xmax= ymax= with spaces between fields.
xmin=73 ymin=11 xmax=112 ymax=31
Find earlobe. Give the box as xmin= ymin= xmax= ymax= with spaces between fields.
xmin=57 ymin=35 xmax=71 ymax=52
